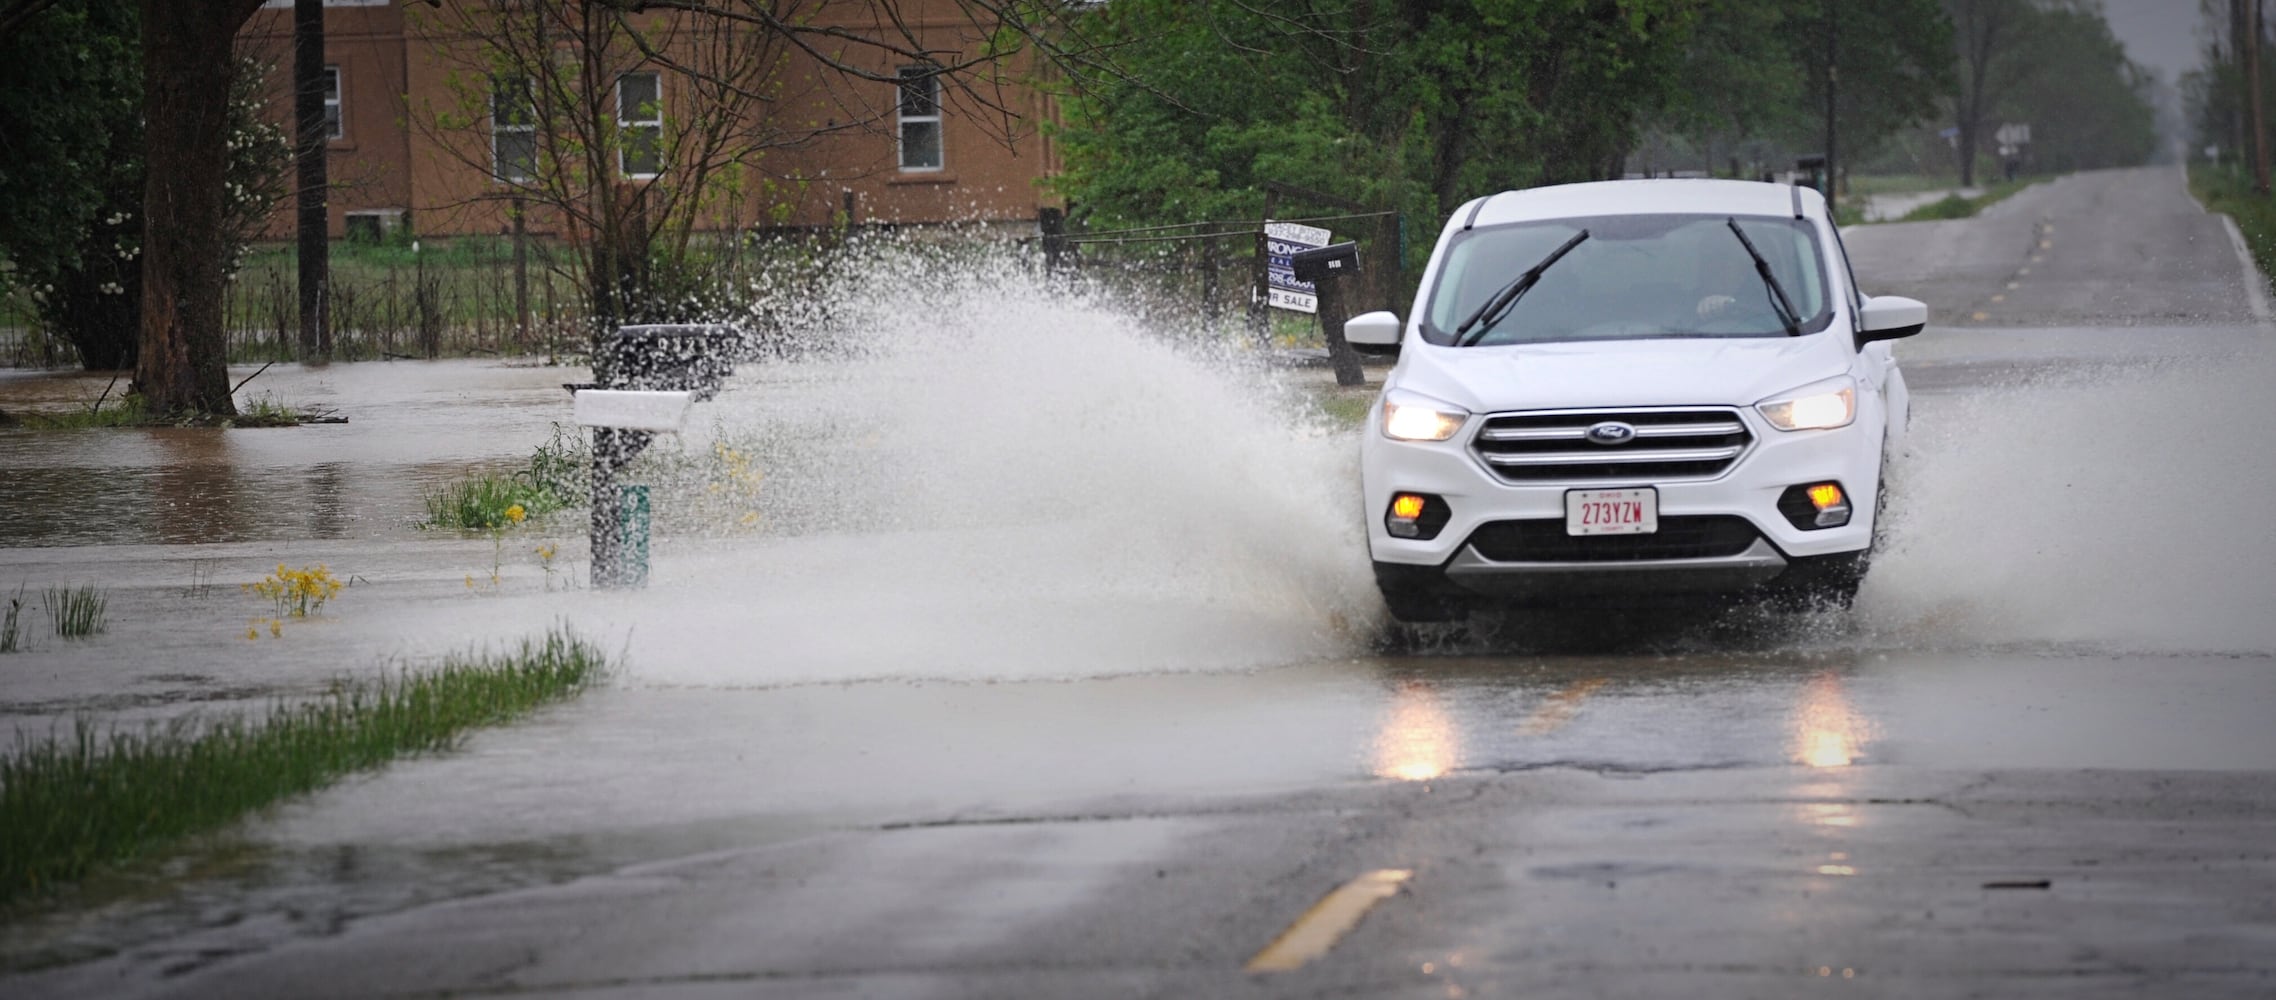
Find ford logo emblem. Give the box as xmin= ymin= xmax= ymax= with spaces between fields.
xmin=1585 ymin=421 xmax=1637 ymax=445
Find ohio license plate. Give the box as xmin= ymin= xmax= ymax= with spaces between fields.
xmin=1565 ymin=488 xmax=1658 ymax=536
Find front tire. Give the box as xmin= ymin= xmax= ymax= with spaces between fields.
xmin=1373 ymin=562 xmax=1473 ymax=623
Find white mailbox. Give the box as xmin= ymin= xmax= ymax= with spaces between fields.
xmin=573 ymin=389 xmax=693 ymax=433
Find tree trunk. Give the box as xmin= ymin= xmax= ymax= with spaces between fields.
xmin=2253 ymin=0 xmax=2271 ymax=193
xmin=294 ymin=0 xmax=330 ymax=360
xmin=136 ymin=0 xmax=259 ymax=418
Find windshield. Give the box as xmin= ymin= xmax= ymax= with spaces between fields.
xmin=1421 ymin=213 xmax=1832 ymax=346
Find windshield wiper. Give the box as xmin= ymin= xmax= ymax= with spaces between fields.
xmin=1452 ymin=229 xmax=1589 ymax=347
xmin=1724 ymin=218 xmax=1801 ymax=336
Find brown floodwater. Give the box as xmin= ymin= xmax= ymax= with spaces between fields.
xmin=0 ymin=361 xmax=585 ymax=547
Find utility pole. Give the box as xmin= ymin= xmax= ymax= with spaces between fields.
xmin=1824 ymin=0 xmax=1838 ymax=201
xmin=293 ymin=0 xmax=330 ymax=360
xmin=2254 ymin=0 xmax=2272 ymax=193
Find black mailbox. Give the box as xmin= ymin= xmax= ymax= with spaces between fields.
xmin=1290 ymin=241 xmax=1361 ymax=284
xmin=602 ymin=324 xmax=742 ymax=401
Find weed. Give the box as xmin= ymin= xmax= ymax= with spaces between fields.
xmin=0 ymin=627 xmax=607 ymax=902
xmin=1 ymin=585 xmax=25 ymax=653
xmin=45 ymin=586 xmax=107 ymax=640
xmin=421 ymin=473 xmax=558 ymax=531
xmin=234 ymin=393 xmax=301 ymax=427
xmin=520 ymin=422 xmax=590 ymax=502
xmin=244 ymin=564 xmax=343 ymax=620
xmin=181 ymin=561 xmax=219 ymax=600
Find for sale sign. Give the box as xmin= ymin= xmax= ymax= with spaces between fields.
xmin=1263 ymin=220 xmax=1332 ymax=314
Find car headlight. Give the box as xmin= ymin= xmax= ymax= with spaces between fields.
xmin=1756 ymin=377 xmax=1857 ymax=431
xmin=1382 ymin=392 xmax=1470 ymax=442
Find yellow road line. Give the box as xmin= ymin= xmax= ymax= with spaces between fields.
xmin=1521 ymin=677 xmax=1609 ymax=736
xmin=1245 ymin=869 xmax=1414 ymax=973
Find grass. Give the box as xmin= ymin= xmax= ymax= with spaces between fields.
xmin=2191 ymin=162 xmax=2276 ymax=285
xmin=1893 ymin=177 xmax=2038 ymax=223
xmin=43 ymin=586 xmax=106 ymax=640
xmin=422 ymin=473 xmax=562 ymax=530
xmin=0 ymin=627 xmax=607 ymax=904
xmin=1 ymin=585 xmax=25 ymax=653
xmin=421 ymin=423 xmax=589 ymax=530
xmin=1845 ymin=174 xmax=1963 ymax=197
xmin=8 ymin=395 xmax=150 ymax=429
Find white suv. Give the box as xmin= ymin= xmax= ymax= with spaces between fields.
xmin=1344 ymin=179 xmax=1926 ymax=622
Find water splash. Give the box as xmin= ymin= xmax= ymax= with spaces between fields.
xmin=1862 ymin=345 xmax=2276 ymax=654
xmin=602 ymin=240 xmax=1381 ymax=686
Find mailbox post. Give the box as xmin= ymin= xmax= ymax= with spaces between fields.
xmin=572 ymin=324 xmax=740 ymax=590
xmin=1291 ymin=241 xmax=1364 ymax=387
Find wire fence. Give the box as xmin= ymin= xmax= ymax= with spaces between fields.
xmin=2 ymin=209 xmax=1407 ymax=370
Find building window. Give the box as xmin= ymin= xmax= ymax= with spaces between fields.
xmin=617 ymin=72 xmax=662 ymax=179
xmin=896 ymin=65 xmax=941 ymax=172
xmin=323 ymin=65 xmax=342 ymax=140
xmin=491 ymin=75 xmax=536 ymax=183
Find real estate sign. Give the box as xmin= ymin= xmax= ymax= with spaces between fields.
xmin=1263 ymin=221 xmax=1332 ymax=314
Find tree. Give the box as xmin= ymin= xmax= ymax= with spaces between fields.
xmin=1052 ymin=0 xmax=1700 ymax=239
xmin=135 ymin=0 xmax=273 ymax=418
xmin=1948 ymin=0 xmax=2038 ymax=184
xmin=0 ymin=1 xmax=285 ymax=373
xmin=1651 ymin=0 xmax=1952 ymax=184
xmin=294 ymin=0 xmax=330 ymax=360
xmin=1998 ymin=2 xmax=2157 ymax=174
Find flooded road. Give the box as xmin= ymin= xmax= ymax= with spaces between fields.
xmin=4 ymin=167 xmax=2276 ymax=998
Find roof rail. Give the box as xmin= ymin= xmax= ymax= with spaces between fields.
xmin=1462 ymin=194 xmax=1495 ymax=231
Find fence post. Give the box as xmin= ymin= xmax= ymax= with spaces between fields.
xmin=1200 ymin=228 xmax=1220 ymax=325
xmin=512 ymin=196 xmax=530 ymax=350
xmin=1248 ymin=188 xmax=1279 ymax=348
xmin=1039 ymin=206 xmax=1068 ymax=277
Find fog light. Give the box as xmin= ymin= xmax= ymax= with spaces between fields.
xmin=1386 ymin=492 xmax=1449 ymax=540
xmin=1777 ymin=481 xmax=1853 ymax=530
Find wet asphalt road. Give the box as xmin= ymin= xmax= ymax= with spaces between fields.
xmin=6 ymin=166 xmax=2276 ymax=998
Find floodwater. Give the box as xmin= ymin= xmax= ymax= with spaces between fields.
xmin=3 ymin=248 xmax=2275 ymax=980
xmin=0 ymin=363 xmax=579 ymax=546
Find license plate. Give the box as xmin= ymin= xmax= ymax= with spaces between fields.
xmin=1566 ymin=488 xmax=1657 ymax=536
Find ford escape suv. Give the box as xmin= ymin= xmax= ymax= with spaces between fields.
xmin=1344 ymin=179 xmax=1926 ymax=622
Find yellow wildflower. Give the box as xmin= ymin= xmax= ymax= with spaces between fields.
xmin=505 ymin=504 xmax=528 ymax=525
xmin=268 ymin=618 xmax=283 ymax=638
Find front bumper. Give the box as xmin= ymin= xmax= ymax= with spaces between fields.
xmin=1362 ymin=404 xmax=1883 ymax=597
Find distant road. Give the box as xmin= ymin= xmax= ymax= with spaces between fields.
xmin=1844 ymin=166 xmax=2264 ymax=329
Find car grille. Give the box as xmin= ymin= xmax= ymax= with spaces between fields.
xmin=1465 ymin=516 xmax=1761 ymax=563
xmin=1470 ymin=408 xmax=1752 ymax=484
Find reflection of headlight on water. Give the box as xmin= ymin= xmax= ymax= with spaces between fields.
xmin=1373 ymin=682 xmax=1459 ymax=781
xmin=1793 ymin=672 xmax=1871 ymax=768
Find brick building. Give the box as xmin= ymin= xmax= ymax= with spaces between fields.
xmin=236 ymin=0 xmax=1063 ymax=243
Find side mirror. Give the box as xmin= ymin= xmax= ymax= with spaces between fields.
xmin=1857 ymin=295 xmax=1926 ymax=345
xmin=1344 ymin=311 xmax=1403 ymax=356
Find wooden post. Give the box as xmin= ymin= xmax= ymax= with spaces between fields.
xmin=1199 ymin=228 xmax=1220 ymax=324
xmin=1039 ymin=206 xmax=1067 ymax=276
xmin=1317 ymin=272 xmax=1362 ymax=387
xmin=1248 ymin=188 xmax=1279 ymax=348
xmin=512 ymin=196 xmax=530 ymax=348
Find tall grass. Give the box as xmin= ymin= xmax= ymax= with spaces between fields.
xmin=0 ymin=627 xmax=607 ymax=903
xmin=0 ymin=585 xmax=25 ymax=653
xmin=43 ymin=586 xmax=106 ymax=640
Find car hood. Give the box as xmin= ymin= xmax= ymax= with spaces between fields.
xmin=1387 ymin=334 xmax=1854 ymax=412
